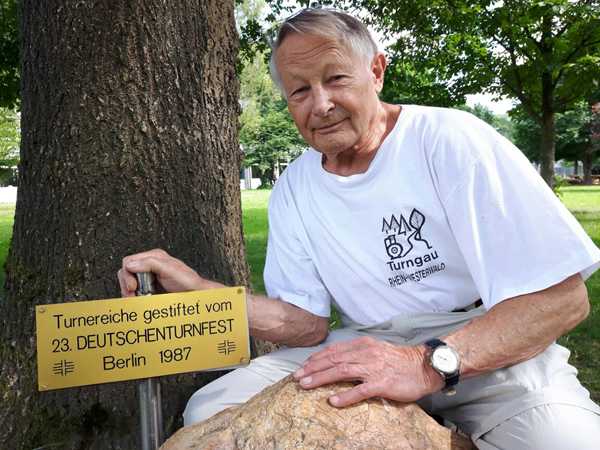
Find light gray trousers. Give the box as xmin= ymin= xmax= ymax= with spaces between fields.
xmin=184 ymin=309 xmax=600 ymax=449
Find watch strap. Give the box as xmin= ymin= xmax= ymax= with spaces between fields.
xmin=424 ymin=338 xmax=445 ymax=351
xmin=445 ymin=372 xmax=460 ymax=388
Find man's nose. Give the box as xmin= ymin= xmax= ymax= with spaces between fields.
xmin=311 ymin=86 xmax=335 ymax=117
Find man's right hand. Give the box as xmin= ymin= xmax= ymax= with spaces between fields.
xmin=117 ymin=249 xmax=225 ymax=297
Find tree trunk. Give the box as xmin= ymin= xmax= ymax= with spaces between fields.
xmin=257 ymin=168 xmax=274 ymax=189
xmin=538 ymin=14 xmax=556 ymax=188
xmin=539 ymin=109 xmax=556 ymax=187
xmin=0 ymin=1 xmax=247 ymax=449
xmin=582 ymin=144 xmax=594 ymax=185
xmin=573 ymin=159 xmax=579 ymax=176
xmin=586 ymin=101 xmax=600 ymax=185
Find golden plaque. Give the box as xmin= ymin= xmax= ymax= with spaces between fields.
xmin=36 ymin=287 xmax=250 ymax=391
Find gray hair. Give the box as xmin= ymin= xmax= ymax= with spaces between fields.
xmin=268 ymin=8 xmax=379 ymax=94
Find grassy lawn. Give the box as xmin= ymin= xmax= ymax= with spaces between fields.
xmin=242 ymin=190 xmax=271 ymax=294
xmin=557 ymin=186 xmax=600 ymax=401
xmin=0 ymin=204 xmax=14 ymax=288
xmin=0 ymin=185 xmax=598 ymax=400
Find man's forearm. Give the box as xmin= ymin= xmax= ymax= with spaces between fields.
xmin=247 ymin=293 xmax=329 ymax=347
xmin=439 ymin=274 xmax=589 ymax=380
xmin=193 ymin=278 xmax=330 ymax=347
xmin=186 ymin=273 xmax=330 ymax=347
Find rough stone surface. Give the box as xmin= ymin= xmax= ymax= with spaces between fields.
xmin=161 ymin=375 xmax=474 ymax=450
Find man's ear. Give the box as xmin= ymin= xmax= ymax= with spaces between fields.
xmin=371 ymin=53 xmax=387 ymax=94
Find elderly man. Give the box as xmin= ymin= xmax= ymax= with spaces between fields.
xmin=119 ymin=8 xmax=600 ymax=449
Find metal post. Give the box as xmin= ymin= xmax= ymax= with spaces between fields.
xmin=135 ymin=272 xmax=164 ymax=450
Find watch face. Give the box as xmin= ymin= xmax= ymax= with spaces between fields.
xmin=431 ymin=347 xmax=459 ymax=374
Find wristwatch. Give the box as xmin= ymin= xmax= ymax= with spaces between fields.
xmin=424 ymin=339 xmax=460 ymax=396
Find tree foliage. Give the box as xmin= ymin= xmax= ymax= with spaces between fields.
xmin=380 ymin=59 xmax=459 ymax=107
xmin=239 ymin=50 xmax=305 ymax=187
xmin=512 ymin=101 xmax=599 ymax=170
xmin=0 ymin=106 xmax=19 ymax=166
xmin=235 ymin=0 xmax=279 ymax=71
xmin=592 ymin=103 xmax=600 ymax=154
xmin=237 ymin=0 xmax=306 ymax=188
xmin=0 ymin=0 xmax=19 ymax=108
xmin=458 ymin=103 xmax=514 ymax=141
xmin=355 ymin=0 xmax=600 ymax=114
xmin=351 ymin=0 xmax=600 ymax=185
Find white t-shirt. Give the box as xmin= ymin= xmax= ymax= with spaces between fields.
xmin=264 ymin=105 xmax=600 ymax=326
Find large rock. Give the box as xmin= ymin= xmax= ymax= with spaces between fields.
xmin=161 ymin=375 xmax=474 ymax=449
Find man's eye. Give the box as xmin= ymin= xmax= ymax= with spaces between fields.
xmin=291 ymin=86 xmax=308 ymax=96
xmin=330 ymin=75 xmax=346 ymax=82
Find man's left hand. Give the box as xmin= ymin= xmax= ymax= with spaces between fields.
xmin=293 ymin=336 xmax=443 ymax=407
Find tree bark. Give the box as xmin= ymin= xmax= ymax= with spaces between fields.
xmin=586 ymin=101 xmax=600 ymax=185
xmin=538 ymin=15 xmax=556 ymax=188
xmin=539 ymin=109 xmax=556 ymax=187
xmin=582 ymin=145 xmax=593 ymax=185
xmin=0 ymin=1 xmax=247 ymax=449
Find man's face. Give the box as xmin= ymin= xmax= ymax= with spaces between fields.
xmin=275 ymin=33 xmax=385 ymax=157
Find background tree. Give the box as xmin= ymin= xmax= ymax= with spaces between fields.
xmin=0 ymin=0 xmax=19 ymax=108
xmin=0 ymin=106 xmax=19 ymax=163
xmin=0 ymin=106 xmax=19 ymax=186
xmin=0 ymin=0 xmax=21 ymax=186
xmin=512 ymin=112 xmax=543 ymax=162
xmin=341 ymin=0 xmax=600 ymax=187
xmin=241 ymin=97 xmax=305 ymax=187
xmin=237 ymin=0 xmax=305 ymax=188
xmin=584 ymin=99 xmax=600 ymax=184
xmin=512 ymin=99 xmax=600 ymax=182
xmin=556 ymin=101 xmax=596 ymax=182
xmin=0 ymin=1 xmax=248 ymax=448
xmin=458 ymin=103 xmax=515 ymax=141
xmin=235 ymin=0 xmax=276 ymax=70
xmin=380 ymin=59 xmax=459 ymax=107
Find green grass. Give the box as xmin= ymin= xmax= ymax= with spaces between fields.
xmin=0 ymin=204 xmax=14 ymax=288
xmin=560 ymin=186 xmax=600 ymax=213
xmin=242 ymin=190 xmax=271 ymax=294
xmin=557 ymin=186 xmax=600 ymax=401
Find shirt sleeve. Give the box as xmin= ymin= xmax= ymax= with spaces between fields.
xmin=434 ymin=113 xmax=600 ymax=310
xmin=263 ymin=175 xmax=332 ymax=317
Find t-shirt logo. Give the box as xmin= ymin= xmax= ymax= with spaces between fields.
xmin=382 ymin=209 xmax=432 ymax=259
xmin=382 ymin=208 xmax=446 ymax=288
